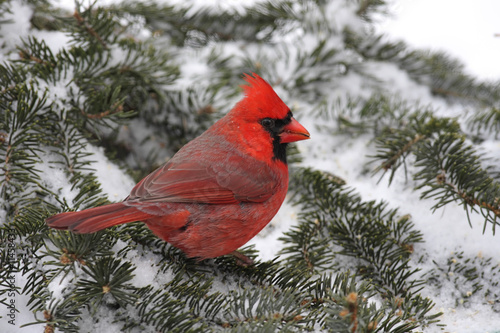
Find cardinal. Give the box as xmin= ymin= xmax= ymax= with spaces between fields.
xmin=46 ymin=73 xmax=310 ymax=264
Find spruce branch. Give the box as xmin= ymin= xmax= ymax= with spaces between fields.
xmin=73 ymin=257 xmax=137 ymax=309
xmin=43 ymin=231 xmax=116 ymax=269
xmin=356 ymin=0 xmax=387 ymax=20
xmin=468 ymin=107 xmax=500 ymax=138
xmin=112 ymin=0 xmax=299 ymax=46
xmin=369 ymin=108 xmax=461 ymax=181
xmin=72 ymin=10 xmax=109 ymax=50
xmin=27 ymin=298 xmax=83 ymax=333
xmin=283 ymin=168 xmax=436 ymax=330
xmin=62 ymin=2 xmax=123 ymax=50
xmin=0 ymin=80 xmax=50 ymax=212
xmin=413 ymin=133 xmax=500 ymax=234
xmin=373 ymin=132 xmax=426 ymax=177
xmin=225 ymin=286 xmax=310 ymax=331
xmin=17 ymin=37 xmax=60 ymax=81
xmin=322 ymin=93 xmax=500 ymax=233
xmin=344 ymin=29 xmax=500 ymax=106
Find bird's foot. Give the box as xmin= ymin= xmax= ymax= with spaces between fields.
xmin=229 ymin=251 xmax=254 ymax=267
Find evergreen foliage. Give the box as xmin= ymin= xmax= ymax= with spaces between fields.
xmin=1 ymin=0 xmax=499 ymax=332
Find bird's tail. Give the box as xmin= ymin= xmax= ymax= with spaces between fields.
xmin=46 ymin=202 xmax=149 ymax=233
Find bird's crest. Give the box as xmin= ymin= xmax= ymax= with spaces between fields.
xmin=237 ymin=73 xmax=290 ymax=119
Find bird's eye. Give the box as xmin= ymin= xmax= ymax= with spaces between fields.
xmin=261 ymin=118 xmax=275 ymax=128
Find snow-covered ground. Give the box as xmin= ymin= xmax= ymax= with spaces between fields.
xmin=1 ymin=1 xmax=500 ymax=332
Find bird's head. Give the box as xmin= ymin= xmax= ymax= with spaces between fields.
xmin=228 ymin=73 xmax=310 ymax=163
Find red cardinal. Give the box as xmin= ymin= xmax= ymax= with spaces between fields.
xmin=46 ymin=73 xmax=310 ymax=263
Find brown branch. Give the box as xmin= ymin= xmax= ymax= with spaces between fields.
xmin=378 ymin=133 xmax=427 ymax=171
xmin=431 ymin=87 xmax=464 ymax=98
xmin=80 ymin=108 xmax=111 ymax=119
xmin=18 ymin=50 xmax=55 ymax=67
xmin=302 ymin=245 xmax=314 ymax=272
xmin=438 ymin=172 xmax=500 ymax=218
xmin=301 ymin=218 xmax=323 ymax=272
xmin=73 ymin=11 xmax=109 ymax=49
xmin=456 ymin=186 xmax=500 ymax=217
xmin=80 ymin=102 xmax=123 ymax=119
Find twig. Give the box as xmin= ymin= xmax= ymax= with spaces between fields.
xmin=73 ymin=11 xmax=109 ymax=49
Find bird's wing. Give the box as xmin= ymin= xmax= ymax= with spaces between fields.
xmin=126 ymin=157 xmax=278 ymax=205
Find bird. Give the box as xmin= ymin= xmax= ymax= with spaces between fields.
xmin=46 ymin=73 xmax=310 ymax=265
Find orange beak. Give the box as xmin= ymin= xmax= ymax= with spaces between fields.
xmin=279 ymin=117 xmax=310 ymax=143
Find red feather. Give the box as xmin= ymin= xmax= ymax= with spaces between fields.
xmin=126 ymin=141 xmax=277 ymax=205
xmin=46 ymin=203 xmax=149 ymax=233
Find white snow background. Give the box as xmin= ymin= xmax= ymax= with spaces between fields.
xmin=1 ymin=0 xmax=500 ymax=332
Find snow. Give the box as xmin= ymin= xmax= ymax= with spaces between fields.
xmin=0 ymin=1 xmax=32 ymax=54
xmin=374 ymin=0 xmax=500 ymax=81
xmin=83 ymin=145 xmax=136 ymax=201
xmin=1 ymin=0 xmax=500 ymax=332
